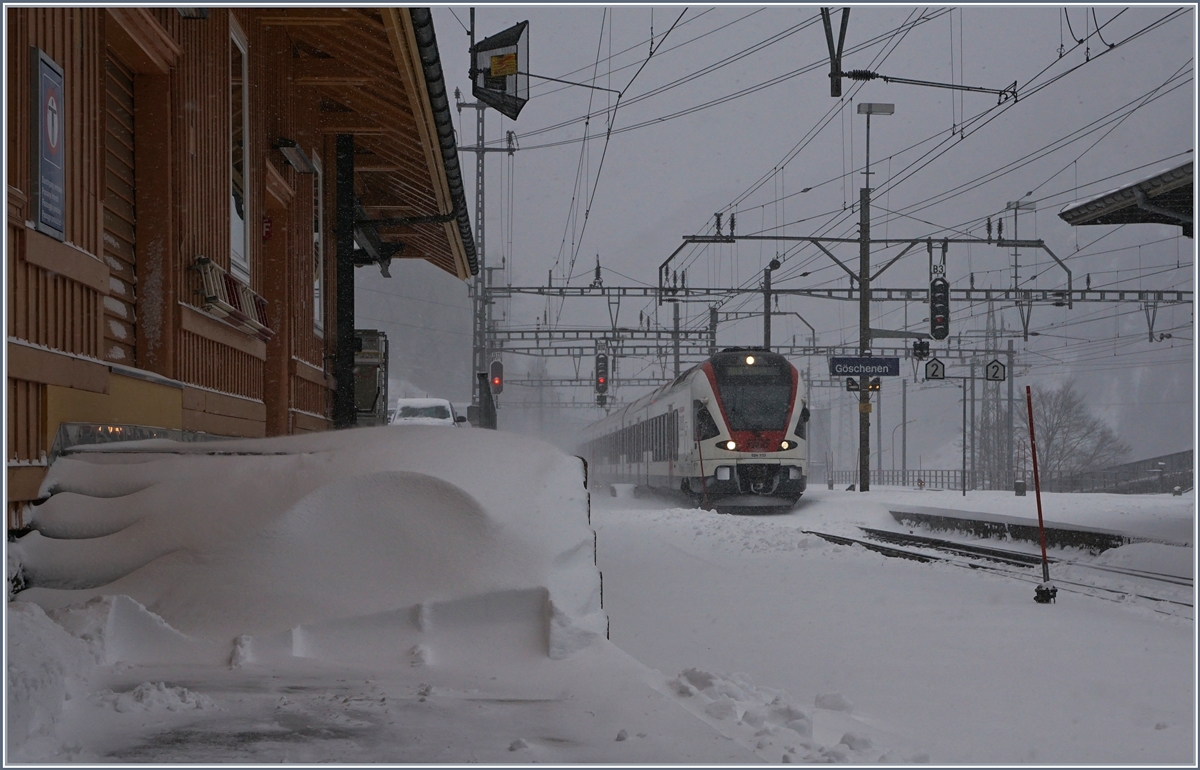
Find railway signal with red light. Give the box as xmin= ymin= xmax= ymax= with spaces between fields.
xmin=489 ymin=360 xmax=504 ymax=395
xmin=594 ymin=353 xmax=609 ymax=394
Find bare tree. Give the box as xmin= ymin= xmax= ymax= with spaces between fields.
xmin=1024 ymin=380 xmax=1131 ymax=479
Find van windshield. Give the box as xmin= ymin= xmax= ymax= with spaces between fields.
xmin=398 ymin=405 xmax=450 ymax=419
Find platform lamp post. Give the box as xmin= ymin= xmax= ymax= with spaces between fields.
xmin=856 ymin=102 xmax=893 ymax=492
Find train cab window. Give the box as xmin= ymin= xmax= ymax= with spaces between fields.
xmin=711 ymin=354 xmax=793 ymax=432
xmin=694 ymin=400 xmax=720 ymax=441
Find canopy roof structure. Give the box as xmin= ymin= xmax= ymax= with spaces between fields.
xmin=1058 ymin=161 xmax=1193 ymax=239
xmin=266 ymin=7 xmax=477 ymax=277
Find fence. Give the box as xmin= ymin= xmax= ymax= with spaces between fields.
xmin=1041 ymin=449 xmax=1193 ymax=494
xmin=828 ymin=449 xmax=1194 ymax=494
xmin=826 ymin=469 xmax=1021 ymax=492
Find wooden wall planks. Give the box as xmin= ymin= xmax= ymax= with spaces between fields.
xmin=7 ymin=7 xmax=467 ymax=481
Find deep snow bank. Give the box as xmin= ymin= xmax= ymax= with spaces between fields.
xmin=6 ymin=428 xmax=767 ymax=764
xmin=11 ymin=425 xmax=605 ymax=658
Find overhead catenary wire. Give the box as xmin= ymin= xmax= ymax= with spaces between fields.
xmin=501 ymin=7 xmax=1185 ymax=395
xmin=839 ymin=7 xmax=1175 ymax=230
xmin=553 ymin=8 xmax=688 ymax=328
xmin=509 ymin=10 xmax=949 ymax=152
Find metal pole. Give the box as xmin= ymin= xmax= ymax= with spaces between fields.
xmin=709 ymin=306 xmax=718 ymax=356
xmin=1007 ymin=339 xmax=1015 ymax=489
xmin=1013 ymin=205 xmax=1018 ymax=287
xmin=467 ymin=9 xmax=490 ymax=410
xmin=333 ymin=134 xmax=357 ymax=428
xmin=478 ymin=101 xmax=490 ymax=366
xmin=763 ymin=266 xmax=772 ymax=349
xmin=857 ymin=113 xmax=872 ymax=492
xmin=901 ymin=377 xmax=907 ymax=484
xmin=472 ymin=100 xmax=488 ymax=406
xmin=962 ymin=378 xmax=968 ymax=496
xmin=876 ymin=383 xmax=882 ymax=474
xmin=673 ymin=302 xmax=681 ymax=377
xmin=970 ymin=359 xmax=977 ymax=489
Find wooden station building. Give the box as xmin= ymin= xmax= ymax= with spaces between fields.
xmin=6 ymin=7 xmax=477 ymax=527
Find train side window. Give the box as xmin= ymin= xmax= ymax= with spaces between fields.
xmin=694 ymin=400 xmax=720 ymax=441
xmin=795 ymin=404 xmax=810 ymax=440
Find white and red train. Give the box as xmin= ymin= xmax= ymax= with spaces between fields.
xmin=581 ymin=348 xmax=810 ymax=509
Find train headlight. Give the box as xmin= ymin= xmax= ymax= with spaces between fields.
xmin=780 ymin=440 xmax=791 ymax=450
xmin=724 ymin=440 xmax=737 ymax=451
xmin=745 ymin=355 xmax=755 ymax=365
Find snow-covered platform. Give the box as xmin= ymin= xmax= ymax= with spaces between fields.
xmin=887 ymin=504 xmax=1190 ymax=552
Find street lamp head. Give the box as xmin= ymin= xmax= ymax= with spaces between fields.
xmin=857 ymin=102 xmax=895 ymax=115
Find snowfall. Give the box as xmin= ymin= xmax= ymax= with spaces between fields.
xmin=5 ymin=426 xmax=1195 ymax=764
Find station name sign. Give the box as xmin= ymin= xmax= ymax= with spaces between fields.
xmin=829 ymin=356 xmax=900 ymax=377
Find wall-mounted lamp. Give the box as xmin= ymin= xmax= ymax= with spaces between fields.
xmin=177 ymin=8 xmax=209 ymax=19
xmin=275 ymin=139 xmax=317 ymax=174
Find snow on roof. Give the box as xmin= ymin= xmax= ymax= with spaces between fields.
xmin=393 ymin=397 xmax=453 ymax=408
xmin=1058 ymin=161 xmax=1192 ymax=219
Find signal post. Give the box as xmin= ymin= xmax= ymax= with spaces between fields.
xmin=855 ymin=102 xmax=893 ymax=491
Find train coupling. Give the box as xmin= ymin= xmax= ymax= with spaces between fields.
xmin=1034 ymin=582 xmax=1058 ymax=604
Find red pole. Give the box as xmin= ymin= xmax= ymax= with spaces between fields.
xmin=1025 ymin=386 xmax=1052 ymax=587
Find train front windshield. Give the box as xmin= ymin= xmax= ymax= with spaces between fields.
xmin=711 ymin=354 xmax=794 ymax=431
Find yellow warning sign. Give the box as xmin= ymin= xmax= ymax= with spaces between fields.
xmin=859 ymin=402 xmax=873 ymax=413
xmin=490 ymin=53 xmax=518 ymax=77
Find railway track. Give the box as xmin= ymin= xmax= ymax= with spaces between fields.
xmin=802 ymin=528 xmax=1193 ymax=613
xmin=860 ymin=527 xmax=1194 ymax=588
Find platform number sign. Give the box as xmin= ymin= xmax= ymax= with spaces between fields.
xmin=985 ymin=359 xmax=1006 ymax=382
xmin=924 ymin=358 xmax=945 ymax=381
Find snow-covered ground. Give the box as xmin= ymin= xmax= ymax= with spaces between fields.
xmin=5 ymin=427 xmax=1195 ymax=763
xmin=595 ymin=485 xmax=1195 ymax=765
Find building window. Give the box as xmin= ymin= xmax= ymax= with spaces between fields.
xmin=312 ymin=151 xmax=325 ymax=336
xmin=229 ymin=21 xmax=250 ymax=283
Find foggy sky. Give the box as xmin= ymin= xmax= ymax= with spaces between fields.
xmin=356 ymin=5 xmax=1195 ymax=464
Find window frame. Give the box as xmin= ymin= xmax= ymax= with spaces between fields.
xmin=229 ymin=17 xmax=251 ymax=284
xmin=312 ymin=150 xmax=325 ymax=336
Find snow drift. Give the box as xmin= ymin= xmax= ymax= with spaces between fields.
xmin=11 ymin=425 xmax=606 ymax=671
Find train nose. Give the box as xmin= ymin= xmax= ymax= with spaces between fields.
xmin=738 ymin=463 xmax=781 ymax=495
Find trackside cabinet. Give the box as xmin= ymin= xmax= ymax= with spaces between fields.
xmin=353 ymin=330 xmax=389 ymax=426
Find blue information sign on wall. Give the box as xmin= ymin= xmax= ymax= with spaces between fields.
xmin=829 ymin=356 xmax=900 ymax=377
xmin=32 ymin=48 xmax=65 ymax=240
